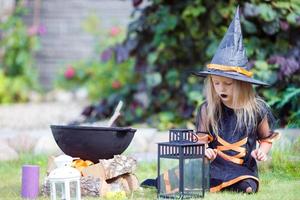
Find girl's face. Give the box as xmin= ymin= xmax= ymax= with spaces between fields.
xmin=211 ymin=75 xmax=234 ymax=107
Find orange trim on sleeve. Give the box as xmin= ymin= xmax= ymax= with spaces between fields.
xmin=210 ymin=175 xmax=259 ymax=192
xmin=196 ymin=133 xmax=214 ymax=144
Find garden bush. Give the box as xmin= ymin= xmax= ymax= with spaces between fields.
xmin=56 ymin=14 xmax=143 ymax=124
xmin=0 ymin=0 xmax=41 ymax=103
xmin=58 ymin=1 xmax=300 ymax=129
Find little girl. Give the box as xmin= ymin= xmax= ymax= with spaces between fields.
xmin=141 ymin=7 xmax=279 ymax=194
xmin=194 ymin=75 xmax=278 ymax=193
xmin=192 ymin=7 xmax=279 ymax=193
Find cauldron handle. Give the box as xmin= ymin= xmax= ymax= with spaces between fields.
xmin=107 ymin=101 xmax=123 ymax=127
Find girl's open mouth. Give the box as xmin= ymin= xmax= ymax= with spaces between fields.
xmin=220 ymin=94 xmax=228 ymax=98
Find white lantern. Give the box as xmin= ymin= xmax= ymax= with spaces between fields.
xmin=48 ymin=155 xmax=81 ymax=200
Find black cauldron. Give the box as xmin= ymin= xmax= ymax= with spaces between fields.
xmin=50 ymin=125 xmax=136 ymax=163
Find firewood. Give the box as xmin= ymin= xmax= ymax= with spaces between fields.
xmin=80 ymin=176 xmax=110 ymax=197
xmin=80 ymin=176 xmax=101 ymax=197
xmin=81 ymin=163 xmax=106 ymax=180
xmin=124 ymin=173 xmax=139 ymax=191
xmin=107 ymin=176 xmax=130 ymax=194
xmin=100 ymin=179 xmax=111 ymax=197
xmin=99 ymin=155 xmax=137 ymax=180
xmin=46 ymin=156 xmax=56 ymax=175
xmin=106 ymin=173 xmax=140 ymax=193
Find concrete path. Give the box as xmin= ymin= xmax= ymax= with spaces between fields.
xmin=0 ymin=101 xmax=298 ymax=162
xmin=0 ymin=101 xmax=167 ymax=162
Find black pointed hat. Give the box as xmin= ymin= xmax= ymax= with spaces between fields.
xmin=193 ymin=6 xmax=269 ymax=86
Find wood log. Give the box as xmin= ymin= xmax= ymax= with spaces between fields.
xmin=100 ymin=179 xmax=111 ymax=197
xmin=99 ymin=155 xmax=137 ymax=180
xmin=124 ymin=173 xmax=139 ymax=191
xmin=81 ymin=163 xmax=106 ymax=180
xmin=80 ymin=176 xmax=101 ymax=197
xmin=106 ymin=173 xmax=140 ymax=193
xmin=107 ymin=175 xmax=130 ymax=193
xmin=79 ymin=176 xmax=111 ymax=197
xmin=46 ymin=156 xmax=56 ymax=175
xmin=44 ymin=155 xmax=138 ymax=197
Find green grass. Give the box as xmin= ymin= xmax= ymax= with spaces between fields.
xmin=0 ymin=154 xmax=48 ymax=200
xmin=0 ymin=153 xmax=300 ymax=200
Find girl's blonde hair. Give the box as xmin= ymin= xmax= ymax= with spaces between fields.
xmin=204 ymin=75 xmax=264 ymax=135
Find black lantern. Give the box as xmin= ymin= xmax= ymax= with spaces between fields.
xmin=157 ymin=129 xmax=209 ymax=199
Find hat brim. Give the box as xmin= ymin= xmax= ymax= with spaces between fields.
xmin=192 ymin=70 xmax=270 ymax=87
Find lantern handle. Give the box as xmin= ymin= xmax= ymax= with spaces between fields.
xmin=191 ymin=131 xmax=199 ymax=143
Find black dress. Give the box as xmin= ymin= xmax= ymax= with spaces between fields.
xmin=196 ymin=101 xmax=277 ymax=192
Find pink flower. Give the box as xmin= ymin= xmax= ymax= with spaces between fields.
xmin=279 ymin=20 xmax=289 ymax=31
xmin=27 ymin=25 xmax=38 ymax=36
xmin=37 ymin=24 xmax=47 ymax=35
xmin=109 ymin=27 xmax=121 ymax=37
xmin=112 ymin=80 xmax=122 ymax=89
xmin=64 ymin=66 xmax=76 ymax=79
xmin=27 ymin=24 xmax=47 ymax=36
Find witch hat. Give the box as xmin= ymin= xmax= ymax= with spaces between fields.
xmin=193 ymin=6 xmax=269 ymax=86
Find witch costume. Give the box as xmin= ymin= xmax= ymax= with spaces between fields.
xmin=141 ymin=6 xmax=279 ymax=194
xmin=192 ymin=7 xmax=279 ymax=192
xmin=195 ymin=100 xmax=278 ymax=192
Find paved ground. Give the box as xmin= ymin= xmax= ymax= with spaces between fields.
xmin=0 ymin=100 xmax=298 ymax=162
xmin=0 ymin=100 xmax=167 ymax=162
xmin=0 ymin=101 xmax=85 ymax=131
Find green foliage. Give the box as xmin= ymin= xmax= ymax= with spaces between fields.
xmin=263 ymin=86 xmax=300 ymax=127
xmin=57 ymin=1 xmax=299 ymax=129
xmin=120 ymin=0 xmax=300 ymax=128
xmin=0 ymin=1 xmax=40 ymax=103
xmin=56 ymin=58 xmax=137 ymax=101
xmin=0 ymin=70 xmax=33 ymax=103
xmin=56 ymin=15 xmax=140 ymax=123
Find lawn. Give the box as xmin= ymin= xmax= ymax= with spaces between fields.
xmin=0 ymin=150 xmax=299 ymax=200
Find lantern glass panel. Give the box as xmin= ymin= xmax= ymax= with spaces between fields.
xmin=158 ymin=158 xmax=179 ymax=196
xmin=204 ymin=158 xmax=210 ymax=191
xmin=183 ymin=159 xmax=204 ymax=196
xmin=52 ymin=182 xmax=65 ymax=199
xmin=70 ymin=180 xmax=79 ymax=200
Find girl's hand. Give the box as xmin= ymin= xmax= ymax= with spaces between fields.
xmin=251 ymin=148 xmax=268 ymax=161
xmin=205 ymin=148 xmax=217 ymax=161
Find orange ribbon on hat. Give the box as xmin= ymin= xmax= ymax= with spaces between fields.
xmin=207 ymin=63 xmax=253 ymax=77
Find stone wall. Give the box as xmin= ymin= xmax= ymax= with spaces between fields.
xmin=24 ymin=0 xmax=133 ymax=89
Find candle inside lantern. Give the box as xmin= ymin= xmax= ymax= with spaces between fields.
xmin=21 ymin=165 xmax=40 ymax=199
